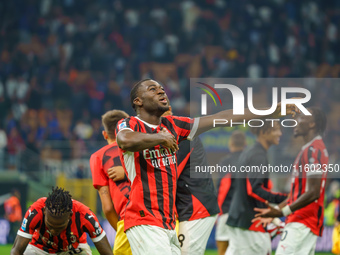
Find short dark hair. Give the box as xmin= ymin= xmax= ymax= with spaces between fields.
xmin=309 ymin=107 xmax=327 ymax=135
xmin=130 ymin=78 xmax=152 ymax=111
xmin=102 ymin=110 xmax=129 ymax=139
xmin=45 ymin=187 xmax=72 ymax=216
xmin=230 ymin=130 xmax=246 ymax=148
xmin=249 ymin=121 xmax=278 ymax=136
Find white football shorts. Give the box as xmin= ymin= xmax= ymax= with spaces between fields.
xmin=225 ymin=225 xmax=271 ymax=255
xmin=275 ymin=222 xmax=317 ymax=255
xmin=177 ymin=214 xmax=217 ymax=255
xmin=126 ymin=224 xmax=180 ymax=255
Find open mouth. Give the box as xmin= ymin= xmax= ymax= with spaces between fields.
xmin=159 ymin=98 xmax=167 ymax=103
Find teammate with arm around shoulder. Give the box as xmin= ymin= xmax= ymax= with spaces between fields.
xmin=89 ymin=109 xmax=132 ymax=255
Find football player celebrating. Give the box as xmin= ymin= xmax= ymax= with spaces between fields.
xmin=115 ymin=79 xmax=299 ymax=255
xmin=254 ymin=107 xmax=328 ymax=255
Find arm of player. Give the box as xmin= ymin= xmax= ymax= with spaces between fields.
xmin=248 ymin=177 xmax=287 ymax=204
xmin=93 ymin=235 xmax=114 ymax=255
xmin=277 ymin=197 xmax=289 ymax=209
xmin=117 ymin=128 xmax=179 ymax=152
xmin=11 ymin=235 xmax=30 ymax=255
xmin=98 ymin=186 xmax=119 ymax=231
xmin=254 ymin=177 xmax=322 ymax=218
xmin=247 ymin=155 xmax=287 ymax=204
xmin=107 ymin=166 xmax=126 ymax=182
xmin=194 ymin=103 xmax=299 ymax=137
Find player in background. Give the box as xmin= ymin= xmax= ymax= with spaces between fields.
xmin=4 ymin=189 xmax=23 ymax=243
xmin=89 ymin=110 xmax=132 ymax=255
xmin=160 ymin=106 xmax=220 ymax=255
xmin=11 ymin=187 xmax=112 ymax=255
xmin=253 ymin=107 xmax=328 ymax=255
xmin=226 ymin=122 xmax=288 ymax=255
xmin=115 ymin=79 xmax=298 ymax=255
xmin=215 ymin=130 xmax=246 ymax=255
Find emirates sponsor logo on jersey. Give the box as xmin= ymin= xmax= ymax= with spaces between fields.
xmin=143 ymin=147 xmax=177 ymax=168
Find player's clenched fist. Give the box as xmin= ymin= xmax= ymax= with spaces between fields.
xmin=158 ymin=128 xmax=179 ymax=152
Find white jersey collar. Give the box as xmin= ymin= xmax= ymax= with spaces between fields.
xmin=135 ymin=116 xmax=159 ymax=129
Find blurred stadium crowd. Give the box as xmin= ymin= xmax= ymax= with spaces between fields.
xmin=0 ymin=0 xmax=340 ymax=178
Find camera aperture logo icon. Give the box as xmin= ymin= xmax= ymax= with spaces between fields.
xmin=196 ymin=82 xmax=222 ymax=115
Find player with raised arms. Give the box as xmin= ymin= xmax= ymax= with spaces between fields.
xmin=115 ymin=78 xmax=299 ymax=255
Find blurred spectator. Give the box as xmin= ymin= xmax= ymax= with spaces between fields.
xmin=325 ymin=181 xmax=340 ymax=226
xmin=7 ymin=127 xmax=25 ymax=170
xmin=0 ymin=124 xmax=7 ymax=170
xmin=0 ymin=0 xmax=339 ymax=181
xmin=75 ymin=164 xmax=85 ymax=179
xmin=4 ymin=189 xmax=22 ymax=243
xmin=74 ymin=120 xmax=93 ymax=140
xmin=0 ymin=81 xmax=7 ymax=122
xmin=27 ymin=77 xmax=42 ymax=110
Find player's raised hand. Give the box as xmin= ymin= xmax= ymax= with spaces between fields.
xmin=253 ymin=201 xmax=283 ymax=220
xmin=272 ymin=99 xmax=301 ymax=118
xmin=253 ymin=217 xmax=273 ymax=228
xmin=159 ymin=127 xmax=179 ymax=152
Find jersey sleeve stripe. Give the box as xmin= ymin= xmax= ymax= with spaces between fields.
xmin=188 ymin=118 xmax=199 ymax=140
xmin=17 ymin=230 xmax=32 ymax=239
xmin=91 ymin=230 xmax=106 ymax=242
xmin=246 ymin=179 xmax=266 ymax=203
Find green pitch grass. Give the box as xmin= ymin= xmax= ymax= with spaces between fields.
xmin=0 ymin=245 xmax=333 ymax=254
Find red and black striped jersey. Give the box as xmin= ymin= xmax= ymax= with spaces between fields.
xmin=17 ymin=198 xmax=105 ymax=253
xmin=176 ymin=137 xmax=220 ymax=221
xmin=90 ymin=141 xmax=130 ymax=220
xmin=286 ymin=136 xmax=328 ymax=236
xmin=116 ymin=115 xmax=194 ymax=231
